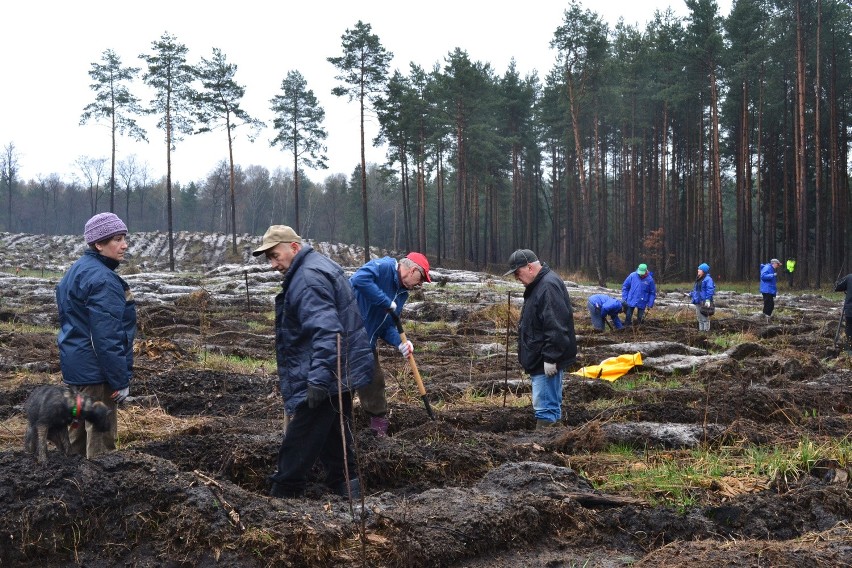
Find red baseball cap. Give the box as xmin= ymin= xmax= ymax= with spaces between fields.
xmin=406 ymin=252 xmax=431 ymax=282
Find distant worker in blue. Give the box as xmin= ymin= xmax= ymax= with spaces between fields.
xmin=759 ymin=258 xmax=782 ymax=319
xmin=587 ymin=294 xmax=624 ymax=331
xmin=690 ymin=263 xmax=715 ymax=332
xmin=621 ymin=263 xmax=656 ymax=326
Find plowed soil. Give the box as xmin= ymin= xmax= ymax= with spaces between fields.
xmin=1 ymin=270 xmax=850 ymax=567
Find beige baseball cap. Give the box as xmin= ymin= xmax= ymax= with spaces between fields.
xmin=252 ymin=225 xmax=302 ymax=256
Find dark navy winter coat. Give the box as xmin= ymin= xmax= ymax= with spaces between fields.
xmin=759 ymin=263 xmax=778 ymax=295
xmin=56 ymin=249 xmax=136 ymax=391
xmin=517 ymin=265 xmax=577 ymax=374
xmin=349 ymin=256 xmax=407 ymax=349
xmin=621 ymin=271 xmax=657 ymax=309
xmin=274 ymin=246 xmax=374 ymax=416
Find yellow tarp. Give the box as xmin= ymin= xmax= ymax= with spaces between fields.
xmin=571 ymin=352 xmax=643 ymax=381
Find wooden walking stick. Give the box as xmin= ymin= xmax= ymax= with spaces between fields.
xmin=503 ymin=291 xmax=511 ymax=408
xmin=387 ymin=310 xmax=436 ymax=420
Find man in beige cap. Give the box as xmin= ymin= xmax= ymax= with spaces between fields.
xmin=253 ymin=225 xmax=374 ymax=499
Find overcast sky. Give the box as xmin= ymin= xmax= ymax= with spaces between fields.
xmin=2 ymin=0 xmax=732 ymax=186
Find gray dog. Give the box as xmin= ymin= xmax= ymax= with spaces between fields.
xmin=24 ymin=385 xmax=111 ymax=463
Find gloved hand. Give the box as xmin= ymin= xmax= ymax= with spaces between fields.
xmin=398 ymin=340 xmax=413 ymax=358
xmin=704 ymin=300 xmax=711 ymax=307
xmin=389 ymin=300 xmax=397 ymax=311
xmin=112 ymin=387 xmax=130 ymax=403
xmin=306 ymin=384 xmax=328 ymax=409
xmin=544 ymin=362 xmax=558 ymax=377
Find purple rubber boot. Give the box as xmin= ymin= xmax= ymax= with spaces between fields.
xmin=370 ymin=416 xmax=389 ymax=437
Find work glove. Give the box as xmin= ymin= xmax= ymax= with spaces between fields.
xmin=112 ymin=387 xmax=130 ymax=404
xmin=398 ymin=340 xmax=413 ymax=358
xmin=704 ymin=300 xmax=711 ymax=307
xmin=544 ymin=362 xmax=558 ymax=377
xmin=306 ymin=384 xmax=328 ymax=409
xmin=389 ymin=300 xmax=397 ymax=311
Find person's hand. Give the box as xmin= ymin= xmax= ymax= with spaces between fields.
xmin=389 ymin=301 xmax=397 ymax=311
xmin=704 ymin=300 xmax=711 ymax=307
xmin=544 ymin=362 xmax=558 ymax=377
xmin=398 ymin=340 xmax=413 ymax=358
xmin=306 ymin=384 xmax=328 ymax=409
xmin=112 ymin=387 xmax=130 ymax=403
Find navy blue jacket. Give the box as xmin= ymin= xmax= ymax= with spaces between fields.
xmin=759 ymin=263 xmax=778 ymax=295
xmin=518 ymin=266 xmax=577 ymax=374
xmin=349 ymin=256 xmax=407 ymax=349
xmin=275 ymin=246 xmax=374 ymax=416
xmin=56 ymin=249 xmax=136 ymax=391
xmin=621 ymin=271 xmax=656 ymax=308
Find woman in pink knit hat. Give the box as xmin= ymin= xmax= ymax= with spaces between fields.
xmin=55 ymin=212 xmax=137 ymax=458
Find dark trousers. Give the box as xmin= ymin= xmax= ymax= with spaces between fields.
xmin=845 ymin=316 xmax=852 ymax=344
xmin=762 ymin=293 xmax=775 ymax=316
xmin=270 ymin=392 xmax=356 ymax=496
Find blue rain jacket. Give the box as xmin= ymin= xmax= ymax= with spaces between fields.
xmin=349 ymin=256 xmax=408 ymax=349
xmin=759 ymin=263 xmax=778 ymax=295
xmin=621 ymin=271 xmax=657 ymax=309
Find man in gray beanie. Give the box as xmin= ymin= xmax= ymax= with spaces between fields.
xmin=56 ymin=212 xmax=136 ymax=458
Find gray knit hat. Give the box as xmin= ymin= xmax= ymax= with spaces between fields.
xmin=84 ymin=213 xmax=128 ymax=245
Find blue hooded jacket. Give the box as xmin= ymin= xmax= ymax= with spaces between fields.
xmin=349 ymin=256 xmax=408 ymax=349
xmin=691 ymin=272 xmax=715 ymax=304
xmin=622 ymin=271 xmax=657 ymax=309
xmin=588 ymin=294 xmax=623 ymax=329
xmin=56 ymin=249 xmax=136 ymax=390
xmin=759 ymin=263 xmax=778 ymax=295
xmin=274 ymin=246 xmax=374 ymax=416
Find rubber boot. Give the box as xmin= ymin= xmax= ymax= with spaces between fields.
xmin=535 ymin=419 xmax=556 ymax=430
xmin=369 ymin=415 xmax=389 ymax=438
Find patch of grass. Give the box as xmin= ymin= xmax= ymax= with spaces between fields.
xmin=610 ymin=373 xmax=682 ymax=391
xmin=711 ymin=331 xmax=758 ymax=349
xmin=591 ymin=438 xmax=850 ymax=511
xmin=196 ymin=352 xmax=275 ymax=374
xmin=0 ymin=320 xmax=58 ymax=335
xmin=587 ymin=397 xmax=636 ymax=411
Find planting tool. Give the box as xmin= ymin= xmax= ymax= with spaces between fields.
xmin=387 ymin=309 xmax=436 ymax=420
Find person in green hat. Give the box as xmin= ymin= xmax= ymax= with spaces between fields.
xmin=621 ymin=263 xmax=657 ymax=326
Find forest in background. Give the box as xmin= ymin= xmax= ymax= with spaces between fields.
xmin=1 ymin=0 xmax=850 ymax=284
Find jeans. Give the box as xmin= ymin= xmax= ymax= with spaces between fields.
xmin=270 ymin=391 xmax=357 ymax=496
xmin=624 ymin=306 xmax=646 ymax=325
xmin=695 ymin=304 xmax=710 ymax=331
xmin=587 ymin=300 xmax=605 ymax=331
xmin=530 ymin=371 xmax=563 ymax=423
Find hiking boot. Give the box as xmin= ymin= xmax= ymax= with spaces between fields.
xmin=535 ymin=419 xmax=557 ymax=430
xmin=270 ymin=482 xmax=304 ymax=499
xmin=333 ymin=477 xmax=361 ymax=499
xmin=370 ymin=416 xmax=389 ymax=437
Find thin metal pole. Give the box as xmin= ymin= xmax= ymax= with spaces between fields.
xmin=244 ymin=270 xmax=251 ymax=311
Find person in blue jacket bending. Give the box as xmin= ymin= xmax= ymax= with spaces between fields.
xmin=587 ymin=294 xmax=624 ymax=331
xmin=350 ymin=252 xmax=431 ymax=437
xmin=759 ymin=258 xmax=781 ymax=318
xmin=621 ymin=263 xmax=657 ymax=325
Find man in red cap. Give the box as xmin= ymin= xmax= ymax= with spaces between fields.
xmin=350 ymin=252 xmax=431 ymax=436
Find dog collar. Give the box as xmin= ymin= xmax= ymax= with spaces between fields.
xmin=72 ymin=394 xmax=82 ymax=417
